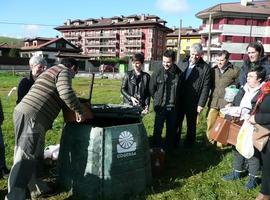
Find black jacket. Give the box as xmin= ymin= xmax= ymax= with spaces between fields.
xmin=177 ymin=57 xmax=211 ymax=111
xmin=255 ymin=94 xmax=270 ymax=130
xmin=121 ymin=70 xmax=150 ymax=108
xmin=16 ymin=71 xmax=35 ymax=104
xmin=240 ymin=56 xmax=270 ymax=87
xmin=149 ymin=63 xmax=182 ymax=108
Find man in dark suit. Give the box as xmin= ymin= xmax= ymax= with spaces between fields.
xmin=176 ymin=43 xmax=211 ymax=147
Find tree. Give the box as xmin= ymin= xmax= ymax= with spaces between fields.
xmin=8 ymin=48 xmax=20 ymax=58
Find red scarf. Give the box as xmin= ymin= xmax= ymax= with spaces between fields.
xmin=252 ymin=81 xmax=270 ymax=114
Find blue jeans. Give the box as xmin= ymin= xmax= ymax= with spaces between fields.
xmin=0 ymin=126 xmax=6 ymax=169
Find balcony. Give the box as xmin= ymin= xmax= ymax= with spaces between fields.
xmin=85 ymin=33 xmax=117 ymax=39
xmin=125 ymin=32 xmax=143 ymax=38
xmin=85 ymin=42 xmax=118 ymax=47
xmin=199 ymin=25 xmax=223 ymax=35
xmin=64 ymin=35 xmax=78 ymax=39
xmin=87 ymin=51 xmax=117 ymax=57
xmin=166 ymin=41 xmax=177 ymax=47
xmin=124 ymin=42 xmax=142 ymax=47
xmin=202 ymin=44 xmax=222 ymax=52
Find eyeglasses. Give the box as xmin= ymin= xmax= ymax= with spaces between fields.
xmin=247 ymin=75 xmax=257 ymax=78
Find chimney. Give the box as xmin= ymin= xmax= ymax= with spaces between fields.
xmin=66 ymin=19 xmax=71 ymax=26
xmin=241 ymin=0 xmax=252 ymax=6
xmin=141 ymin=14 xmax=145 ymax=21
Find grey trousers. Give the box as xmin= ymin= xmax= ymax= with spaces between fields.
xmin=6 ymin=110 xmax=50 ymax=200
xmin=232 ymin=146 xmax=261 ymax=176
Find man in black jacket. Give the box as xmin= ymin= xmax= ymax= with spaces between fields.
xmin=121 ymin=52 xmax=150 ymax=114
xmin=176 ymin=43 xmax=211 ymax=147
xmin=150 ymin=50 xmax=182 ymax=150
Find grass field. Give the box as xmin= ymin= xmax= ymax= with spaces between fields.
xmin=0 ymin=72 xmax=260 ymax=200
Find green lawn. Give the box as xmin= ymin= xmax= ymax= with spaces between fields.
xmin=0 ymin=72 xmax=260 ymax=200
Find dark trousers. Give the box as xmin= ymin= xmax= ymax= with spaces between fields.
xmin=0 ymin=126 xmax=6 ymax=169
xmin=176 ymin=109 xmax=198 ymax=146
xmin=261 ymin=140 xmax=270 ymax=195
xmin=232 ymin=146 xmax=261 ymax=176
xmin=152 ymin=106 xmax=177 ymax=150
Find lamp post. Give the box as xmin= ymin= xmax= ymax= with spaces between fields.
xmin=176 ymin=19 xmax=182 ymax=63
xmin=207 ymin=13 xmax=212 ymax=64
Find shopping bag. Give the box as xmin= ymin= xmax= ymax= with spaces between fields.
xmin=209 ymin=116 xmax=230 ymax=145
xmin=224 ymin=85 xmax=239 ymax=102
xmin=252 ymin=124 xmax=270 ymax=151
xmin=236 ymin=121 xmax=255 ymax=159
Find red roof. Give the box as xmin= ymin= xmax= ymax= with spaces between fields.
xmin=21 ymin=37 xmax=80 ymax=52
xmin=55 ymin=14 xmax=170 ymax=32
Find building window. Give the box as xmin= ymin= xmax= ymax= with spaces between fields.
xmin=227 ymin=18 xmax=234 ymax=24
xmin=33 ymin=41 xmax=37 ymax=46
xmin=257 ymin=20 xmax=265 ymax=26
xmin=225 ymin=36 xmax=233 ymax=43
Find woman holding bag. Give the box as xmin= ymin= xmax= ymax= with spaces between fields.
xmin=223 ymin=67 xmax=266 ymax=190
xmin=249 ymin=81 xmax=270 ymax=200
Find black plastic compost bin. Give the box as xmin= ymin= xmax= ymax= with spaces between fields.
xmin=57 ymin=104 xmax=152 ymax=200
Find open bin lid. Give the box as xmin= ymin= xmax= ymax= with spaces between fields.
xmin=92 ymin=104 xmax=142 ymax=119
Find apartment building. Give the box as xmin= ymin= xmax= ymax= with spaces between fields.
xmin=166 ymin=27 xmax=201 ymax=55
xmin=55 ymin=14 xmax=172 ymax=60
xmin=196 ymin=0 xmax=270 ymax=62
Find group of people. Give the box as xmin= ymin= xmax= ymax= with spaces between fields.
xmin=121 ymin=41 xmax=270 ymax=200
xmin=122 ymin=43 xmax=211 ymax=151
xmin=0 ymin=40 xmax=269 ymax=199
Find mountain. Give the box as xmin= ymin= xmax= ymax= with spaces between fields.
xmin=0 ymin=36 xmax=23 ymax=46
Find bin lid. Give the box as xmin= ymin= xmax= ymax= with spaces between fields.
xmin=92 ymin=104 xmax=142 ymax=119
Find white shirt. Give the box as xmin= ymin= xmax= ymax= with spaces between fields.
xmin=240 ymin=82 xmax=264 ymax=110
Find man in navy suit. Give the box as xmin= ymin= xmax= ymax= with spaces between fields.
xmin=176 ymin=43 xmax=211 ymax=147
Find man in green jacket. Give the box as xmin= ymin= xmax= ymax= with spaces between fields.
xmin=207 ymin=50 xmax=240 ymax=145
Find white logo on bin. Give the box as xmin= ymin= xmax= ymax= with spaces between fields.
xmin=117 ymin=131 xmax=136 ymax=157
